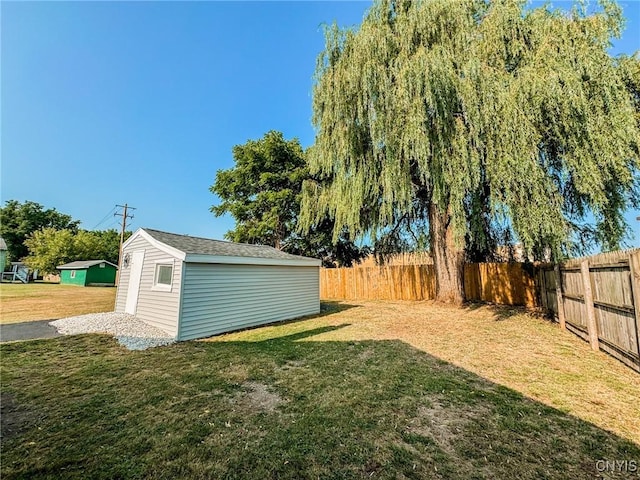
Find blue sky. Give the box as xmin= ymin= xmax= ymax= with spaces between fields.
xmin=2 ymin=1 xmax=639 ymax=247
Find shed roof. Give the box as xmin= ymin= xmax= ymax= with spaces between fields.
xmin=0 ymin=237 xmax=7 ymax=251
xmin=57 ymin=260 xmax=118 ymax=270
xmin=125 ymin=228 xmax=321 ymax=266
xmin=144 ymin=228 xmax=310 ymax=260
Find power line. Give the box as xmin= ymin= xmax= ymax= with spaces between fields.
xmin=106 ymin=219 xmax=121 ymax=230
xmin=91 ymin=206 xmax=118 ymax=230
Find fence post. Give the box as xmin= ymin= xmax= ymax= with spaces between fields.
xmin=628 ymin=251 xmax=640 ymax=362
xmin=580 ymin=259 xmax=599 ymax=351
xmin=554 ymin=264 xmax=566 ymax=330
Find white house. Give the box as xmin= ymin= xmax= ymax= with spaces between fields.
xmin=115 ymin=228 xmax=321 ymax=341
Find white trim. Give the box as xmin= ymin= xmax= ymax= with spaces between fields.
xmin=184 ymin=253 xmax=321 ymax=267
xmin=176 ymin=261 xmax=187 ymax=340
xmin=152 ymin=260 xmax=174 ymax=292
xmin=123 ymin=229 xmax=186 ymax=260
xmin=57 ymin=260 xmax=118 ymax=270
xmin=125 ymin=250 xmax=145 ymax=315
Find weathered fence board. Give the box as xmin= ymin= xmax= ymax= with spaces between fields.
xmin=539 ymin=248 xmax=640 ymax=372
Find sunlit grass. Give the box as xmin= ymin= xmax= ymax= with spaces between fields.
xmin=210 ymin=301 xmax=640 ymax=444
xmin=0 ymin=283 xmax=116 ymax=324
xmin=2 ymin=301 xmax=638 ymax=479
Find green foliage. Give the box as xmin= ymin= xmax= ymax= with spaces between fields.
xmin=302 ymin=0 xmax=640 ymax=261
xmin=210 ymin=131 xmax=368 ymax=267
xmin=24 ymin=228 xmax=130 ymax=274
xmin=286 ymin=219 xmax=371 ymax=268
xmin=211 ymin=131 xmax=306 ymax=249
xmin=0 ymin=200 xmax=80 ymax=262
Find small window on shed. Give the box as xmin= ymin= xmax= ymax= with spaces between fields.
xmin=99 ymin=262 xmax=105 ymax=268
xmin=154 ymin=264 xmax=173 ymax=287
xmin=70 ymin=270 xmax=76 ymax=278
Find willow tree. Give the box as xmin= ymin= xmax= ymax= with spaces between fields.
xmin=301 ymin=0 xmax=640 ymax=304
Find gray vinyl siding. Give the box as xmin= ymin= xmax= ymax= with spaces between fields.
xmin=114 ymin=235 xmax=181 ymax=337
xmin=178 ymin=263 xmax=320 ymax=341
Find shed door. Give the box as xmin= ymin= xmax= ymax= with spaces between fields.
xmin=125 ymin=250 xmax=145 ymax=315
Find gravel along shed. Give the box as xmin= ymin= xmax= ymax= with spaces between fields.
xmin=115 ymin=228 xmax=321 ymax=341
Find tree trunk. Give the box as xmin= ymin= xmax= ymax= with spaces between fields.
xmin=429 ymin=203 xmax=465 ymax=305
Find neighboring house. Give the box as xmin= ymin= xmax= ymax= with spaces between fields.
xmin=115 ymin=228 xmax=321 ymax=341
xmin=1 ymin=262 xmax=30 ymax=283
xmin=0 ymin=237 xmax=7 ymax=273
xmin=57 ymin=260 xmax=118 ymax=286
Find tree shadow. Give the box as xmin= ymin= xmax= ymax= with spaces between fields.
xmin=2 ymin=332 xmax=638 ymax=479
xmin=462 ymin=300 xmax=548 ymax=322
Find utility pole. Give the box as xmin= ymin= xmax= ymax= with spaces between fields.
xmin=114 ymin=204 xmax=136 ymax=285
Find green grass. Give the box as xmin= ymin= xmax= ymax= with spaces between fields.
xmin=2 ymin=320 xmax=638 ymax=479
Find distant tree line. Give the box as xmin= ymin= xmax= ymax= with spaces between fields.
xmin=0 ymin=200 xmax=129 ymax=274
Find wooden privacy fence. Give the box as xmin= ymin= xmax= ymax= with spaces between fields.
xmin=320 ymin=263 xmax=537 ymax=306
xmin=464 ymin=263 xmax=538 ymax=308
xmin=320 ymin=265 xmax=436 ymax=301
xmin=539 ymin=249 xmax=640 ymax=372
xmin=322 ymin=252 xmax=640 ymax=372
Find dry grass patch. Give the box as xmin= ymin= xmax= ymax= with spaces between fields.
xmin=0 ymin=283 xmax=116 ymax=324
xmin=235 ymin=381 xmax=284 ymax=413
xmin=212 ymin=300 xmax=640 ymax=444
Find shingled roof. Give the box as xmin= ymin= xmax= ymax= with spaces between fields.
xmin=143 ymin=228 xmax=314 ymax=261
xmin=57 ymin=260 xmax=117 ymax=270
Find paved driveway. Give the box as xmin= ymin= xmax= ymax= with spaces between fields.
xmin=0 ymin=320 xmax=61 ymax=343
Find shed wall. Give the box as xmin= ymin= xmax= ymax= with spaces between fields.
xmin=86 ymin=264 xmax=117 ymax=285
xmin=60 ymin=269 xmax=87 ymax=286
xmin=115 ymin=235 xmax=181 ymax=336
xmin=179 ymin=263 xmax=320 ymax=340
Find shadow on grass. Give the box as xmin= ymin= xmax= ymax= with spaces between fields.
xmin=1 ymin=331 xmax=638 ymax=480
xmin=462 ymin=300 xmax=548 ymax=322
xmin=257 ymin=324 xmax=352 ymax=343
xmin=320 ymin=300 xmax=358 ymax=315
xmin=203 ymin=302 xmax=360 ymax=341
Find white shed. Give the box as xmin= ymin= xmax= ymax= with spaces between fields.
xmin=115 ymin=228 xmax=321 ymax=340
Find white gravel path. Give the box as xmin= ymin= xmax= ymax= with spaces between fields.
xmin=50 ymin=312 xmax=175 ymax=350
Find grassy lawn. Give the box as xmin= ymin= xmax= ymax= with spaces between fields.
xmin=0 ymin=283 xmax=116 ymax=324
xmin=1 ymin=301 xmax=639 ymax=479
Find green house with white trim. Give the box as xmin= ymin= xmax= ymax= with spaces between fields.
xmin=57 ymin=260 xmax=117 ymax=286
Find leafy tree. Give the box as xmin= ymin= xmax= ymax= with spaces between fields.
xmin=0 ymin=200 xmax=80 ymax=262
xmin=285 ymin=218 xmax=371 ymax=268
xmin=301 ymin=0 xmax=640 ymax=303
xmin=210 ymin=131 xmax=368 ymax=267
xmin=24 ymin=228 xmax=129 ymax=274
xmin=24 ymin=229 xmax=76 ymax=274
